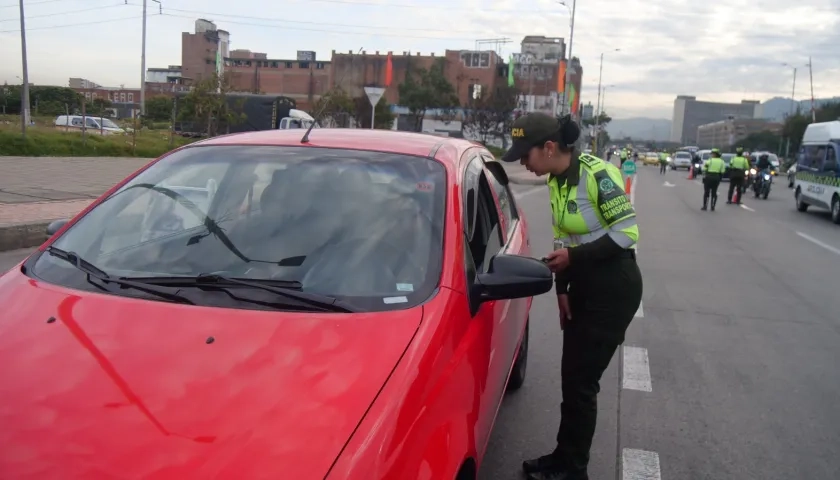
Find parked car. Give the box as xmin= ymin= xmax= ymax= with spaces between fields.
xmin=670 ymin=151 xmax=693 ymax=170
xmin=54 ymin=114 xmax=126 ymax=135
xmin=0 ymin=129 xmax=553 ymax=480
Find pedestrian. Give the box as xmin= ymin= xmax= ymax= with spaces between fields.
xmin=727 ymin=147 xmax=749 ymax=204
xmin=702 ymin=148 xmax=726 ymax=211
xmin=501 ymin=112 xmax=643 ymax=480
xmin=659 ymin=151 xmax=668 ymax=175
xmin=619 ymin=148 xmax=628 ymax=166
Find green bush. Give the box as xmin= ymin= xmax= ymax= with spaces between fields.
xmin=0 ymin=127 xmax=195 ymax=157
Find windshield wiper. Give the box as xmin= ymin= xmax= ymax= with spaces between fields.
xmin=45 ymin=246 xmax=195 ymax=305
xmin=122 ymin=274 xmax=357 ymax=313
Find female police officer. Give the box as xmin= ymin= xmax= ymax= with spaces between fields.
xmin=501 ymin=112 xmax=643 ymax=480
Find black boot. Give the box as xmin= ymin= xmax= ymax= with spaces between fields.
xmin=711 ymin=197 xmax=717 ymax=211
xmin=523 ymin=454 xmax=564 ymax=474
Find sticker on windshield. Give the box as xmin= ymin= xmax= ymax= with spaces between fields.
xmin=383 ymin=296 xmax=408 ymax=304
xmin=396 ymin=283 xmax=414 ymax=292
xmin=416 ymin=182 xmax=434 ymax=192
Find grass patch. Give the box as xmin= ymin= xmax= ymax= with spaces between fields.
xmin=0 ymin=119 xmax=196 ymax=157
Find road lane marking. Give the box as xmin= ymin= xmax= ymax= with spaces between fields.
xmin=663 ymin=181 xmax=675 ymax=187
xmin=634 ymin=300 xmax=644 ymax=317
xmin=517 ymin=186 xmax=544 ymax=198
xmin=622 ymin=346 xmax=652 ymax=392
xmin=629 ymin=174 xmax=637 ymax=206
xmin=740 ymin=204 xmax=755 ymax=212
xmin=796 ymin=231 xmax=840 ymax=256
xmin=622 ymin=449 xmax=662 ymax=480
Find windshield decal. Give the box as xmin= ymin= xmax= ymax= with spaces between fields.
xmin=383 ymin=296 xmax=408 ymax=304
xmin=396 ymin=283 xmax=414 ymax=292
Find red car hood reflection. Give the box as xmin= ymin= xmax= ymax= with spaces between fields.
xmin=0 ymin=272 xmax=421 ymax=480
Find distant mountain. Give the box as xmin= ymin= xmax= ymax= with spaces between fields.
xmin=605 ymin=118 xmax=672 ymax=142
xmin=760 ymin=96 xmax=840 ymax=122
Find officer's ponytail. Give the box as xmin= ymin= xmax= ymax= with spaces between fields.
xmin=555 ymin=114 xmax=580 ymax=153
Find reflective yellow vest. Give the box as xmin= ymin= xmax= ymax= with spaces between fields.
xmin=704 ymin=157 xmax=726 ymax=174
xmin=548 ymin=153 xmax=639 ymax=250
xmin=730 ymin=155 xmax=749 ymax=170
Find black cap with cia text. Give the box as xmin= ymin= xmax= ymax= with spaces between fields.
xmin=501 ymin=113 xmax=581 ymax=162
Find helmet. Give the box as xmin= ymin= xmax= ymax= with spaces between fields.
xmin=711 ymin=148 xmax=721 ymax=155
xmin=735 ymin=146 xmax=744 ymax=154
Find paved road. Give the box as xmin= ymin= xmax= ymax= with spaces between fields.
xmin=481 ymin=168 xmax=840 ymax=480
xmin=3 ymin=167 xmax=840 ymax=479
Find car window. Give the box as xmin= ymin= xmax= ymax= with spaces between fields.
xmin=30 ymin=145 xmax=447 ymax=312
xmin=484 ymin=160 xmax=517 ymax=238
xmin=85 ymin=118 xmax=99 ymax=128
xmin=675 ymin=152 xmax=691 ymax=158
xmin=804 ymin=145 xmax=826 ymax=170
xmin=701 ymin=152 xmax=711 ymax=160
xmin=823 ymin=146 xmax=838 ymax=172
xmin=463 ymin=158 xmax=503 ymax=276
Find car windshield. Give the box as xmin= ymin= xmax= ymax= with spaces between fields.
xmin=100 ymin=118 xmax=121 ymax=129
xmin=701 ymin=152 xmax=711 ymax=160
xmin=722 ymin=154 xmax=734 ymax=163
xmin=675 ymin=152 xmax=691 ymax=159
xmin=30 ymin=145 xmax=447 ymax=311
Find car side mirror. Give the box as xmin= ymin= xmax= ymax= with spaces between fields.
xmin=46 ymin=219 xmax=70 ymax=236
xmin=474 ymin=254 xmax=553 ymax=302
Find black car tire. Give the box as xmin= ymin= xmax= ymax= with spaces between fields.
xmin=832 ymin=196 xmax=840 ymax=225
xmin=506 ymin=318 xmax=529 ymax=392
xmin=795 ymin=188 xmax=809 ymax=212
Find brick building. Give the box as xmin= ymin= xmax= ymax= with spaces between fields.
xmin=224 ymin=50 xmax=332 ymax=110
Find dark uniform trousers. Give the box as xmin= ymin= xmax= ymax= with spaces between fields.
xmin=703 ymin=172 xmax=722 ymax=208
xmin=554 ymin=254 xmax=643 ymax=474
xmin=659 ymin=162 xmax=667 ymax=174
xmin=728 ymin=172 xmax=745 ymax=202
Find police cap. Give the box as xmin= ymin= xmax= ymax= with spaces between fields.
xmin=501 ymin=113 xmax=580 ymax=163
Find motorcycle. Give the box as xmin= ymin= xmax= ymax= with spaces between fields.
xmin=751 ymin=168 xmax=772 ymax=199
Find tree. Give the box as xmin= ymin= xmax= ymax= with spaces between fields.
xmin=740 ymin=130 xmax=782 ymax=151
xmin=352 ymin=95 xmax=396 ymax=129
xmin=311 ymin=87 xmax=355 ymax=127
xmin=85 ymin=98 xmax=112 ymax=117
xmin=398 ymin=58 xmax=459 ymax=132
xmin=462 ymin=85 xmax=522 ymax=146
xmin=581 ymin=112 xmax=612 ymax=128
xmin=145 ymin=96 xmax=174 ymax=122
xmin=176 ymin=72 xmax=246 ymax=136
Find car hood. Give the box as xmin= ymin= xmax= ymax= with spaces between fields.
xmin=0 ymin=270 xmax=422 ymax=480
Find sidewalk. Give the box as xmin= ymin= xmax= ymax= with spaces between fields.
xmin=0 ymin=156 xmax=152 ymax=251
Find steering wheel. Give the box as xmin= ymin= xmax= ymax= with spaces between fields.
xmin=301 ymin=236 xmax=425 ymax=294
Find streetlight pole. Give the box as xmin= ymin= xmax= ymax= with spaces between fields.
xmin=807 ymin=57 xmax=815 ymax=123
xmin=140 ymin=0 xmax=161 ymax=117
xmin=18 ymin=0 xmax=31 ymax=138
xmin=593 ymin=49 xmax=619 ymax=153
xmin=557 ymin=0 xmax=575 ymax=116
xmin=781 ymin=64 xmax=797 ymax=159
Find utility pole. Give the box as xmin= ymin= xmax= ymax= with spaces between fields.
xmin=807 ymin=57 xmax=815 ymax=123
xmin=140 ymin=0 xmax=161 ymax=117
xmin=785 ymin=67 xmax=796 ymax=159
xmin=558 ymin=0 xmax=576 ymax=116
xmin=593 ymin=49 xmax=619 ymax=153
xmin=19 ymin=0 xmax=31 ymax=138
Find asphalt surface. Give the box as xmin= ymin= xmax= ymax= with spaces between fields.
xmin=3 ymin=165 xmax=840 ymax=479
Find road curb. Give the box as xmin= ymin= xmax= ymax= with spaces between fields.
xmin=0 ymin=222 xmax=50 ymax=252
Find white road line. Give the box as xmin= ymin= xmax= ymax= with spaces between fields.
xmin=629 ymin=174 xmax=637 ymax=205
xmin=622 ymin=346 xmax=652 ymax=392
xmin=622 ymin=449 xmax=662 ymax=480
xmin=740 ymin=204 xmax=755 ymax=212
xmin=796 ymin=231 xmax=840 ymax=256
xmin=516 ymin=186 xmax=544 ymax=198
xmin=634 ymin=300 xmax=644 ymax=318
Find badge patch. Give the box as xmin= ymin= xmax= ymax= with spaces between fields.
xmin=567 ymin=200 xmax=578 ymax=214
xmin=598 ymin=178 xmax=616 ymax=194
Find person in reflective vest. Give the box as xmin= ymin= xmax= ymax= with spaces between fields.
xmin=702 ymin=148 xmax=726 ymax=211
xmin=502 ymin=112 xmax=643 ymax=480
xmin=619 ymin=148 xmax=628 ymax=166
xmin=658 ymin=151 xmax=669 ymax=174
xmin=727 ymin=147 xmax=750 ymax=204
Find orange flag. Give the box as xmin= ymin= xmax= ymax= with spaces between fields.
xmin=385 ymin=52 xmax=393 ymax=87
xmin=556 ymin=60 xmax=566 ymax=93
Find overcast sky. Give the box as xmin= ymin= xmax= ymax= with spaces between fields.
xmin=1 ymin=0 xmax=838 ymax=118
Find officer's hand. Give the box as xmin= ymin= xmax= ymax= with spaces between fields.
xmin=545 ymin=248 xmax=570 ymax=272
xmin=557 ymin=294 xmax=572 ymax=330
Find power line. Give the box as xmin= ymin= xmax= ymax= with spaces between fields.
xmin=0 ymin=2 xmax=128 ymax=22
xmin=0 ymin=0 xmax=66 ymax=8
xmin=0 ymin=14 xmax=142 ymax=33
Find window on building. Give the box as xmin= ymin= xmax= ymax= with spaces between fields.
xmin=205 ymin=59 xmax=212 ymax=65
xmin=479 ymin=53 xmax=490 ymax=67
xmin=128 ymin=93 xmax=134 ymax=102
xmin=285 ymin=61 xmax=293 ymax=68
xmin=245 ymin=61 xmax=252 ymax=67
xmin=119 ymin=93 xmax=126 ymax=102
xmin=271 ymin=61 xmax=279 ymax=68
xmin=299 ymin=62 xmax=310 ymax=68
xmin=84 ymin=92 xmax=91 ymax=100
xmin=316 ymin=62 xmax=325 ymax=69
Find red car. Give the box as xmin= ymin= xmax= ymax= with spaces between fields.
xmin=0 ymin=129 xmax=552 ymax=480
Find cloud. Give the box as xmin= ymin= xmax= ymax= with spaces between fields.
xmin=0 ymin=0 xmax=837 ymax=118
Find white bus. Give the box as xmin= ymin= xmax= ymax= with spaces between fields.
xmin=793 ymin=120 xmax=840 ymax=224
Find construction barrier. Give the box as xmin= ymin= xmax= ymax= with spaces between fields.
xmin=687 ymin=165 xmax=694 ymax=180
xmin=625 ymin=175 xmax=633 ymax=196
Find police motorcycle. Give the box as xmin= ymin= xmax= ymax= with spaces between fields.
xmin=750 ymin=167 xmax=773 ymax=199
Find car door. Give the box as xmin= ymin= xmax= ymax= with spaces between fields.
xmin=461 ymin=153 xmax=520 ymax=450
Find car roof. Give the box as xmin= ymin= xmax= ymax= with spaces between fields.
xmin=191 ymin=128 xmax=482 ymax=168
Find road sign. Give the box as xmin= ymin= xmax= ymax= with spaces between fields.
xmin=364 ymin=87 xmax=385 ymax=107
xmin=363 ymin=87 xmax=385 ymax=129
xmin=622 ymin=160 xmax=637 ymax=176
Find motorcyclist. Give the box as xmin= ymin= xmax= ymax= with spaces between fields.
xmin=753 ymin=153 xmax=772 ymax=190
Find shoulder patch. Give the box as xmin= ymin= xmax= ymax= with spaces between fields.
xmin=579 ymin=153 xmax=602 ymax=168
xmin=593 ymin=169 xmax=635 ymax=226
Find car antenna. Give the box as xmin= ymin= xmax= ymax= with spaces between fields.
xmin=301 ymin=46 xmax=364 ymax=144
